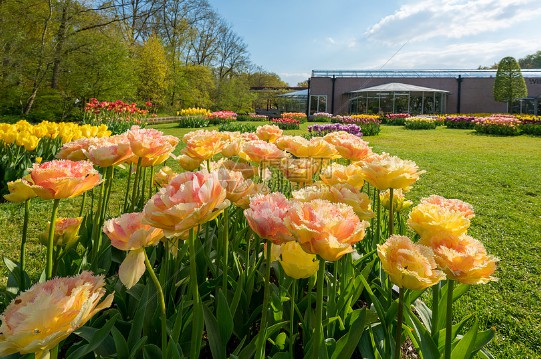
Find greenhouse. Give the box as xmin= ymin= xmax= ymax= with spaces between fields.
xmin=347 ymin=82 xmax=449 ymax=114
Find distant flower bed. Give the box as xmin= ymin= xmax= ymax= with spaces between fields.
xmin=308 ymin=123 xmax=362 ymax=137
xmin=177 ymin=107 xmax=211 ymax=117
xmin=404 ymin=116 xmax=437 ymax=130
xmin=209 ymin=110 xmax=237 ymax=125
xmin=218 ymin=122 xmax=257 ymax=133
xmin=282 ymin=112 xmax=307 ymax=123
xmin=309 ymin=112 xmax=332 ymax=122
xmin=332 ymin=115 xmax=381 ymax=136
xmin=272 ymin=118 xmax=300 ymax=130
xmin=83 ymin=98 xmax=151 ymax=134
xmin=178 ymin=116 xmax=209 ymax=128
xmin=237 ymin=113 xmax=268 ymax=121
xmin=384 ymin=113 xmax=411 ymax=125
xmin=473 ymin=115 xmax=522 ymax=136
xmin=521 ymin=120 xmax=541 ymax=136
xmin=444 ymin=115 xmax=476 ymax=129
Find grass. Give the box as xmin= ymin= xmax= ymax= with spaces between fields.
xmin=0 ymin=122 xmax=539 ymax=358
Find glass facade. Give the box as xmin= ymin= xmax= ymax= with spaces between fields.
xmin=309 ymin=95 xmax=327 ymax=114
xmin=348 ymin=91 xmax=446 ymax=114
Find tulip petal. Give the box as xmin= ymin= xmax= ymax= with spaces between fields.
xmin=119 ymin=249 xmax=146 ymax=289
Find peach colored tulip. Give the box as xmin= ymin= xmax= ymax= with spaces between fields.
xmin=278 ymin=241 xmax=320 ymax=279
xmin=329 ymin=183 xmax=375 ymax=221
xmin=177 ymin=154 xmax=203 ymax=171
xmin=240 ymin=140 xmax=287 ymax=163
xmin=380 ymin=189 xmax=413 ymax=212
xmin=320 ymin=163 xmax=364 ymax=188
xmin=217 ymin=168 xmax=257 ymax=207
xmin=408 ymin=202 xmax=470 ymax=239
xmin=127 ymin=126 xmax=178 ymax=159
xmin=143 ymin=170 xmax=230 ymax=237
xmin=359 ymin=152 xmax=425 ymax=191
xmin=280 ymin=158 xmax=320 ymax=184
xmin=0 ymin=271 xmax=113 ymax=359
xmin=323 ymin=131 xmax=372 ymax=161
xmin=419 ymin=234 xmax=498 ymax=284
xmin=181 ymin=129 xmax=228 ymax=160
xmin=24 ymin=160 xmax=101 ymax=199
xmin=244 ymin=192 xmax=295 ymax=244
xmin=291 ymin=184 xmax=333 ymax=202
xmin=420 ymin=195 xmax=475 ymax=219
xmin=103 ymin=212 xmax=164 ymax=288
xmin=127 ymin=151 xmax=171 ymax=167
xmin=82 ymin=134 xmax=132 ymax=167
xmin=377 ymin=235 xmax=445 ymax=290
xmin=308 ymin=137 xmax=341 ymax=159
xmin=284 ymin=199 xmax=369 ymax=261
xmin=256 ymin=124 xmax=283 ymax=143
xmin=233 ymin=182 xmax=270 ymax=209
xmin=56 ymin=137 xmax=97 ymax=161
xmin=275 ymin=135 xmax=310 ymax=157
xmin=3 ymin=179 xmax=36 ymax=202
xmin=153 ymin=166 xmax=178 ymax=187
xmin=39 ymin=217 xmax=83 ymax=247
xmin=216 ymin=158 xmax=258 ymax=179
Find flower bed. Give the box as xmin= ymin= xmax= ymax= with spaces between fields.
xmin=473 ymin=115 xmax=522 ymax=136
xmin=444 ymin=115 xmax=476 ymax=129
xmin=208 ymin=110 xmax=237 ymax=125
xmin=308 ymin=123 xmax=362 ymax=137
xmin=332 ymin=115 xmax=381 ymax=136
xmin=0 ymin=123 xmax=499 ymax=359
xmin=281 ymin=112 xmax=307 ymax=123
xmin=383 ymin=113 xmax=411 ymax=125
xmin=237 ymin=113 xmax=268 ymax=121
xmin=178 ymin=116 xmax=209 ymax=128
xmin=309 ymin=112 xmax=333 ymax=122
xmin=177 ymin=107 xmax=211 ymax=118
xmin=83 ymin=98 xmax=152 ymax=134
xmin=404 ymin=116 xmax=437 ymax=130
xmin=272 ymin=117 xmax=300 ymax=130
xmin=218 ymin=122 xmax=257 ymax=133
xmin=521 ymin=120 xmax=541 ymax=136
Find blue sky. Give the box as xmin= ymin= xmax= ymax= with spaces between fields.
xmin=207 ymin=0 xmax=541 ymax=85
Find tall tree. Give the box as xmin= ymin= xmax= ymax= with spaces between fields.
xmin=519 ymin=50 xmax=541 ymax=69
xmin=493 ymin=57 xmax=528 ymax=113
xmin=135 ymin=34 xmax=169 ymax=106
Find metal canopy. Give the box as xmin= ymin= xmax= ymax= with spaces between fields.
xmin=278 ymin=89 xmax=308 ymax=98
xmin=349 ymin=82 xmax=449 ymax=94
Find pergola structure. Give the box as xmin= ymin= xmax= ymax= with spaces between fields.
xmin=347 ymin=82 xmax=449 ymax=114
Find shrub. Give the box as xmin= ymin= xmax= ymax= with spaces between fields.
xmin=473 ymin=115 xmax=522 ymax=136
xmin=218 ymin=122 xmax=256 ymax=132
xmin=237 ymin=113 xmax=268 ymax=122
xmin=178 ymin=116 xmax=209 ymax=128
xmin=272 ymin=117 xmax=300 ymax=130
xmin=521 ymin=120 xmax=541 ymax=136
xmin=404 ymin=116 xmax=437 ymax=130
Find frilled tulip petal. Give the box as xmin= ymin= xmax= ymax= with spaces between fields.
xmin=119 ymin=249 xmax=146 ymax=289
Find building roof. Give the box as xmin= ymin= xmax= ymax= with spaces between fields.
xmin=349 ymin=82 xmax=449 ymax=94
xmin=312 ymin=69 xmax=541 ymax=78
xmin=278 ymin=89 xmax=308 ymax=98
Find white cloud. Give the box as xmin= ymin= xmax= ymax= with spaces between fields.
xmin=366 ymin=0 xmax=541 ymax=44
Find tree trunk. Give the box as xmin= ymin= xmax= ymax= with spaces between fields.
xmin=51 ymin=2 xmax=69 ymax=89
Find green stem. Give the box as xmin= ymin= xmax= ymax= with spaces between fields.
xmin=148 ymin=166 xmax=154 ymax=200
xmin=394 ymin=287 xmax=405 ymax=359
xmin=255 ymin=242 xmax=272 ymax=359
xmin=19 ymin=199 xmax=30 ymax=291
xmin=432 ymin=283 xmax=440 ymax=336
xmin=50 ymin=345 xmax=59 ymax=359
xmin=388 ymin=188 xmax=394 ymax=236
xmin=130 ymin=157 xmax=143 ymax=211
xmin=46 ymin=199 xmax=61 ymax=280
xmin=289 ymin=280 xmax=297 ymax=359
xmin=445 ymin=280 xmax=455 ymax=359
xmin=90 ymin=176 xmax=107 ymax=262
xmin=312 ymin=258 xmax=325 ymax=359
xmin=78 ymin=191 xmax=86 ymax=217
xmin=144 ymin=250 xmax=168 ymax=358
xmin=123 ymin=163 xmax=133 ymax=212
xmin=375 ymin=190 xmax=381 ymax=247
xmin=188 ymin=227 xmax=203 ymax=359
xmin=222 ymin=207 xmax=229 ymax=293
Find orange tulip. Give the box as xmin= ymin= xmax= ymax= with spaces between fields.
xmin=420 ymin=195 xmax=475 ymax=219
xmin=320 ymin=163 xmax=364 ymax=188
xmin=408 ymin=202 xmax=470 ymax=239
xmin=56 ymin=137 xmax=97 ymax=161
xmin=377 ymin=235 xmax=445 ymax=290
xmin=284 ymin=199 xmax=368 ymax=261
xmin=24 ymin=160 xmax=101 ymax=199
xmin=323 ymin=131 xmax=372 ymax=161
xmin=359 ymin=152 xmax=425 ymax=191
xmin=240 ymin=140 xmax=287 ymax=163
xmin=143 ymin=170 xmax=229 ymax=237
xmin=39 ymin=217 xmax=83 ymax=247
xmin=328 ymin=183 xmax=375 ymax=221
xmin=256 ymin=124 xmax=283 ymax=143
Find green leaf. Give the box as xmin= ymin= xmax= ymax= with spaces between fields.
xmin=111 ymin=326 xmax=129 ymax=359
xmin=217 ymin=289 xmax=234 ymax=343
xmin=274 ymin=332 xmax=287 ymax=350
xmin=471 ymin=327 xmax=496 ymax=355
xmin=69 ymin=313 xmax=119 ymax=359
xmin=143 ymin=344 xmax=162 ymax=359
xmin=331 ymin=308 xmax=375 ymax=359
xmin=203 ymin=302 xmax=226 ymax=359
xmin=127 ymin=282 xmax=149 ymax=349
xmin=451 ymin=318 xmax=479 ymax=359
xmin=405 ymin=305 xmax=439 ymax=359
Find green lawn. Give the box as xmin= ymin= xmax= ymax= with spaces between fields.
xmin=0 ymin=122 xmax=539 ymax=358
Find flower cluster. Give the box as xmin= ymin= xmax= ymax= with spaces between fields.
xmin=384 ymin=113 xmax=411 ymax=125
xmin=404 ymin=116 xmax=437 ymax=130
xmin=177 ymin=107 xmax=211 ymax=117
xmin=473 ymin=115 xmax=522 ymax=136
xmin=308 ymin=123 xmax=363 ymax=137
xmin=281 ymin=112 xmax=307 ymax=123
xmin=208 ymin=110 xmax=237 ymax=124
xmin=309 ymin=112 xmax=333 ymax=122
xmin=83 ymin=98 xmax=152 ymax=134
xmin=331 ymin=115 xmax=381 ymax=135
xmin=444 ymin=115 xmax=476 ymax=129
xmin=272 ymin=117 xmax=300 ymax=130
